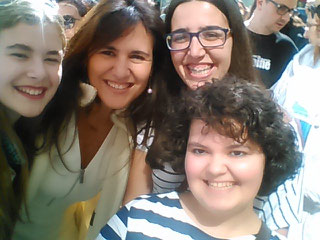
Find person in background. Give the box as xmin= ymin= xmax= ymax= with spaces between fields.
xmin=272 ymin=0 xmax=320 ymax=238
xmin=98 ymin=77 xmax=301 ymax=240
xmin=0 ymin=0 xmax=65 ymax=238
xmin=13 ymin=0 xmax=166 ymax=239
xmin=57 ymin=0 xmax=88 ymax=40
xmin=237 ymin=0 xmax=250 ymax=20
xmin=245 ymin=0 xmax=298 ymax=88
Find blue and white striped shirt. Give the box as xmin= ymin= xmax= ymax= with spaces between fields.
xmin=97 ymin=192 xmax=284 ymax=240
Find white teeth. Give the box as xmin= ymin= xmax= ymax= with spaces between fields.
xmin=188 ymin=66 xmax=212 ymax=75
xmin=16 ymin=87 xmax=43 ymax=96
xmin=107 ymin=81 xmax=129 ymax=90
xmin=208 ymin=182 xmax=234 ymax=189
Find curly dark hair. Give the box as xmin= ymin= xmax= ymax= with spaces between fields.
xmin=147 ymin=75 xmax=302 ymax=196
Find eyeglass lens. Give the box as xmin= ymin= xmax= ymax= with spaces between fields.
xmin=63 ymin=15 xmax=76 ymax=29
xmin=168 ymin=29 xmax=227 ymax=50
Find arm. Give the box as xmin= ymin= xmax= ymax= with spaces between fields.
xmin=122 ymin=149 xmax=152 ymax=205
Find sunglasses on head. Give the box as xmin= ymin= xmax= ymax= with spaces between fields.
xmin=307 ymin=5 xmax=320 ymax=19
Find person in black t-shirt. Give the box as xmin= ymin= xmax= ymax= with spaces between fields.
xmin=245 ymin=0 xmax=299 ymax=88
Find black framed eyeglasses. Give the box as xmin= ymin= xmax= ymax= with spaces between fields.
xmin=166 ymin=27 xmax=231 ymax=51
xmin=307 ymin=5 xmax=320 ymax=19
xmin=268 ymin=0 xmax=298 ymax=17
xmin=63 ymin=15 xmax=80 ymax=30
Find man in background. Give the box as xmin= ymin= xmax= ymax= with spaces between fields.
xmin=245 ymin=0 xmax=298 ymax=88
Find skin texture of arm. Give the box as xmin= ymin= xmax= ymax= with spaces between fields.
xmin=122 ymin=149 xmax=153 ymax=205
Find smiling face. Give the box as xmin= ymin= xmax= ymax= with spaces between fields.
xmin=87 ymin=22 xmax=153 ymax=110
xmin=169 ymin=1 xmax=233 ymax=90
xmin=0 ymin=22 xmax=64 ymax=117
xmin=185 ymin=119 xmax=265 ymax=215
xmin=259 ymin=0 xmax=297 ymax=34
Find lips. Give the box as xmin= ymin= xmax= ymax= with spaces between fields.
xmin=186 ymin=63 xmax=215 ymax=79
xmin=105 ymin=80 xmax=133 ymax=90
xmin=15 ymin=86 xmax=47 ymax=98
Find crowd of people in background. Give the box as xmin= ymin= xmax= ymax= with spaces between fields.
xmin=0 ymin=0 xmax=319 ymax=239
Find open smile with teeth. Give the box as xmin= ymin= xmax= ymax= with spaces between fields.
xmin=206 ymin=181 xmax=234 ymax=189
xmin=15 ymin=86 xmax=45 ymax=96
xmin=106 ymin=80 xmax=132 ymax=90
xmin=187 ymin=65 xmax=213 ymax=76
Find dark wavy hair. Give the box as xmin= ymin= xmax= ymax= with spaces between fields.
xmin=16 ymin=0 xmax=166 ymax=164
xmin=147 ymin=75 xmax=302 ymax=196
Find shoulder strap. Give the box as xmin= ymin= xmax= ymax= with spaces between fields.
xmin=255 ymin=221 xmax=272 ymax=240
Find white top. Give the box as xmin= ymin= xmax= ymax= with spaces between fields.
xmin=13 ymin=84 xmax=133 ymax=240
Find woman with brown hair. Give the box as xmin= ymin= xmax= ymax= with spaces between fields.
xmin=0 ymin=0 xmax=65 ymax=238
xmin=13 ymin=0 xmax=166 ymax=239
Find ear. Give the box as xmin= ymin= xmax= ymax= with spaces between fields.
xmin=256 ymin=0 xmax=264 ymax=10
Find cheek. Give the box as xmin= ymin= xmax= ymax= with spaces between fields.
xmin=235 ymin=158 xmax=265 ymax=187
xmin=170 ymin=51 xmax=185 ymax=71
xmin=185 ymin=154 xmax=204 ymax=180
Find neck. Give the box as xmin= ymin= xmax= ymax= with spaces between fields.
xmin=246 ymin=12 xmax=273 ymax=35
xmin=80 ymin=100 xmax=112 ymax=127
xmin=180 ymin=192 xmax=261 ymax=238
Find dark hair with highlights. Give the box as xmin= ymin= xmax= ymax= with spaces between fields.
xmin=147 ymin=75 xmax=302 ymax=196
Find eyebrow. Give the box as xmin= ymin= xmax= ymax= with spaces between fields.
xmin=7 ymin=44 xmax=62 ymax=56
xmin=187 ymin=141 xmax=252 ymax=150
xmin=7 ymin=44 xmax=32 ymax=51
xmin=104 ymin=46 xmax=151 ymax=58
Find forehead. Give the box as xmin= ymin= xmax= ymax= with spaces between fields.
xmin=106 ymin=22 xmax=153 ymax=53
xmin=0 ymin=22 xmax=63 ymax=52
xmin=171 ymin=1 xmax=229 ymax=31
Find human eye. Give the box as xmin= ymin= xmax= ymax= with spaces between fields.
xmin=99 ymin=49 xmax=115 ymax=56
xmin=172 ymin=32 xmax=189 ymax=43
xmin=130 ymin=54 xmax=146 ymax=61
xmin=278 ymin=5 xmax=289 ymax=14
xmin=10 ymin=53 xmax=28 ymax=59
xmin=230 ymin=150 xmax=247 ymax=157
xmin=191 ymin=148 xmax=207 ymax=155
xmin=201 ymin=30 xmax=223 ymax=40
xmin=44 ymin=57 xmax=61 ymax=63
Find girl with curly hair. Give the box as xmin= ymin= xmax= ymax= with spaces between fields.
xmin=97 ymin=76 xmax=301 ymax=240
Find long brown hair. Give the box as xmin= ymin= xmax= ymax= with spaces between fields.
xmin=17 ymin=0 xmax=166 ymax=165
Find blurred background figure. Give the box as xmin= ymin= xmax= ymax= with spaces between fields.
xmin=237 ymin=0 xmax=250 ymax=20
xmin=56 ymin=0 xmax=88 ymax=40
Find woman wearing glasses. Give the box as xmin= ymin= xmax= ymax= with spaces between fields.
xmin=272 ymin=1 xmax=320 ymax=238
xmin=124 ymin=0 xmax=256 ymax=203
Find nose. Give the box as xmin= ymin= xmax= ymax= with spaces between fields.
xmin=188 ymin=36 xmax=206 ymax=59
xmin=112 ymin=56 xmax=130 ymax=80
xmin=206 ymin=154 xmax=228 ymax=177
xmin=27 ymin=57 xmax=47 ymax=81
